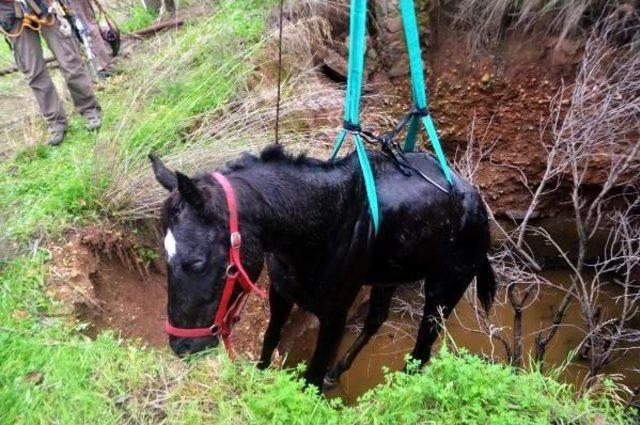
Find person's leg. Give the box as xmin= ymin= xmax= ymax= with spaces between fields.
xmin=163 ymin=0 xmax=176 ymax=16
xmin=71 ymin=0 xmax=113 ymax=74
xmin=12 ymin=25 xmax=68 ymax=143
xmin=40 ymin=21 xmax=102 ymax=125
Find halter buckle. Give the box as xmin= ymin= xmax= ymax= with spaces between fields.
xmin=230 ymin=232 xmax=241 ymax=249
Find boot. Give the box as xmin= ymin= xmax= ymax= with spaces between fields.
xmin=85 ymin=115 xmax=102 ymax=131
xmin=47 ymin=128 xmax=66 ymax=146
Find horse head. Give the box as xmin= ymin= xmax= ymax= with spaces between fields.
xmin=150 ymin=155 xmax=264 ymax=357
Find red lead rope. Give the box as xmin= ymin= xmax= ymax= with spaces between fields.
xmin=164 ymin=172 xmax=266 ymax=357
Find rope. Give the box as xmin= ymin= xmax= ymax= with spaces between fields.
xmin=0 ymin=14 xmax=55 ymax=38
xmin=0 ymin=23 xmax=25 ymax=38
xmin=274 ymin=0 xmax=284 ymax=144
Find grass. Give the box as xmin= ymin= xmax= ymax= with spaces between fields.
xmin=0 ymin=249 xmax=631 ymax=425
xmin=0 ymin=0 xmax=636 ymax=423
xmin=120 ymin=5 xmax=159 ymax=33
xmin=162 ymin=347 xmax=632 ymax=424
xmin=0 ymin=0 xmax=271 ymax=245
xmin=0 ymin=254 xmax=163 ymax=424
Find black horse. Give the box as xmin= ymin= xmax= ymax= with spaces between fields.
xmin=150 ymin=144 xmax=496 ymax=390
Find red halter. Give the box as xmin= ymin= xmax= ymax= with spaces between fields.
xmin=164 ymin=172 xmax=266 ymax=356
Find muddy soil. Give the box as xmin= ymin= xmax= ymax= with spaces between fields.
xmin=49 ymin=229 xmax=271 ymax=359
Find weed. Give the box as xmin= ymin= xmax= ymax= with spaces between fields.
xmin=120 ymin=5 xmax=158 ymax=33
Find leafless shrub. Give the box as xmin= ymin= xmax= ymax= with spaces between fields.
xmin=531 ymin=22 xmax=640 ymax=375
xmin=445 ymin=17 xmax=640 ymax=388
xmin=450 ymin=118 xmax=551 ymax=367
xmin=559 ymin=197 xmax=640 ymax=388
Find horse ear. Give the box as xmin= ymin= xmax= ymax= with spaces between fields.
xmin=176 ymin=172 xmax=205 ymax=210
xmin=149 ymin=154 xmax=177 ymax=191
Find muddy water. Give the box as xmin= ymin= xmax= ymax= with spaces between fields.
xmin=284 ymin=220 xmax=640 ymax=404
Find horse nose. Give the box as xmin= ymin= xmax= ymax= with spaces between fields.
xmin=169 ymin=337 xmax=192 ymax=357
xmin=169 ymin=336 xmax=219 ymax=357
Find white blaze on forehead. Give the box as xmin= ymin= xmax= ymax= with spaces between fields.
xmin=164 ymin=230 xmax=177 ymax=259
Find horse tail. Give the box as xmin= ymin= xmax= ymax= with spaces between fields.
xmin=476 ymin=256 xmax=497 ymax=312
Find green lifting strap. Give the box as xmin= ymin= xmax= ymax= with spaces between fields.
xmin=330 ymin=0 xmax=380 ymax=234
xmin=399 ymin=0 xmax=453 ymax=185
xmin=330 ymin=0 xmax=457 ymax=234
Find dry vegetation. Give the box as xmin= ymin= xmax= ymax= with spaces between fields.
xmin=444 ymin=0 xmax=640 ymax=50
xmin=445 ymin=13 xmax=640 ymax=401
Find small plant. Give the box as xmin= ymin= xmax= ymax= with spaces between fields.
xmin=135 ymin=245 xmax=160 ymax=268
xmin=120 ymin=5 xmax=158 ymax=33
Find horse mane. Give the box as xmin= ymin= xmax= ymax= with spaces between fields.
xmin=160 ymin=144 xmax=363 ymax=225
xmin=224 ymin=144 xmax=348 ymax=173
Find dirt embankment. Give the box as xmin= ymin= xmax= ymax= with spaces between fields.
xmin=315 ymin=6 xmax=594 ymax=218
xmin=48 ymin=227 xmax=271 ymax=357
xmin=47 ymin=226 xmax=368 ymax=359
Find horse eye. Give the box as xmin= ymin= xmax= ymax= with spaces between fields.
xmin=182 ymin=259 xmax=207 ymax=274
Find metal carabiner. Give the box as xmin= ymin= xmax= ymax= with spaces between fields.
xmin=226 ymin=264 xmax=239 ymax=278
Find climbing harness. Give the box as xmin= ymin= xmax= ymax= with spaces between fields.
xmin=0 ymin=0 xmax=55 ymax=38
xmin=330 ymin=0 xmax=455 ymax=233
xmin=164 ymin=172 xmax=267 ymax=357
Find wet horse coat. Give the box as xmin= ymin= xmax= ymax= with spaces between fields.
xmin=151 ymin=145 xmax=496 ymax=390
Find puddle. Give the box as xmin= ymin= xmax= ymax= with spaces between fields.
xmin=283 ymin=219 xmax=640 ymax=403
xmin=56 ymin=220 xmax=637 ymax=404
xmin=283 ymin=270 xmax=639 ymax=404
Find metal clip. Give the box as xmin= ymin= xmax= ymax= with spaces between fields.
xmin=230 ymin=232 xmax=241 ymax=249
xmin=226 ymin=264 xmax=239 ymax=278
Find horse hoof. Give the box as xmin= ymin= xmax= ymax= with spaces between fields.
xmin=323 ymin=375 xmax=339 ymax=391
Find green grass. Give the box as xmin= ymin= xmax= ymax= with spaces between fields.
xmin=0 ymin=0 xmax=270 ymax=243
xmin=0 ymin=251 xmax=630 ymax=424
xmin=0 ymin=0 xmax=636 ymax=423
xmin=0 ymin=254 xmax=164 ymax=424
xmin=120 ymin=5 xmax=158 ymax=33
xmin=115 ymin=1 xmax=267 ymax=157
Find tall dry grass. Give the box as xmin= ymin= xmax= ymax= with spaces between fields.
xmin=97 ymin=3 xmax=366 ymax=220
xmin=444 ymin=0 xmax=638 ymax=50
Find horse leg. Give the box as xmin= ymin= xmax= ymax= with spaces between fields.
xmin=324 ymin=285 xmax=396 ymax=387
xmin=304 ymin=312 xmax=348 ymax=390
xmin=408 ymin=275 xmax=469 ymax=367
xmin=258 ymin=284 xmax=293 ymax=369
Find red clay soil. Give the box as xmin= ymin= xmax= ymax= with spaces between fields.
xmin=356 ymin=28 xmax=585 ymax=218
xmin=48 ymin=230 xmax=271 ymax=359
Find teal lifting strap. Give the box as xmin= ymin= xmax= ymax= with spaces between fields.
xmin=399 ymin=0 xmax=453 ymax=185
xmin=331 ymin=0 xmax=380 ymax=234
xmin=331 ymin=0 xmax=454 ymax=235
